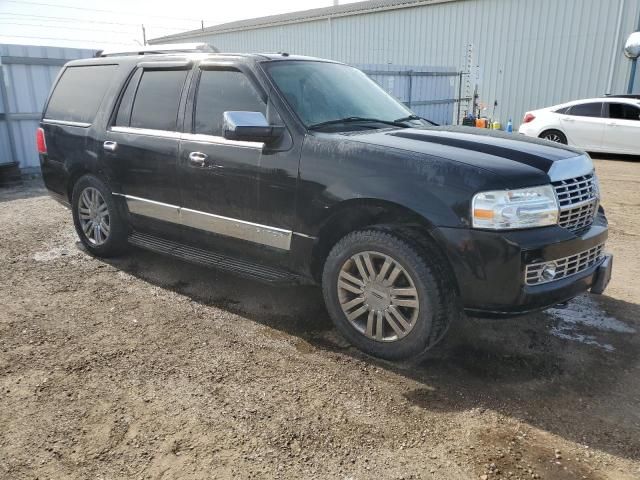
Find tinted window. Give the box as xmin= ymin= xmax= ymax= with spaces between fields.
xmin=608 ymin=103 xmax=640 ymax=121
xmin=555 ymin=106 xmax=570 ymax=114
xmin=194 ymin=70 xmax=265 ymax=136
xmin=45 ymin=65 xmax=117 ymax=124
xmin=114 ymin=69 xmax=142 ymax=127
xmin=266 ymin=61 xmax=412 ymax=127
xmin=130 ymin=70 xmax=188 ymax=131
xmin=568 ymin=102 xmax=603 ymax=118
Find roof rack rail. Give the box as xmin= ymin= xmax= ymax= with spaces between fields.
xmin=98 ymin=43 xmax=217 ymax=57
xmin=604 ymin=94 xmax=640 ymax=99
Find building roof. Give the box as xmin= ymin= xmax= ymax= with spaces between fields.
xmin=150 ymin=0 xmax=459 ymax=43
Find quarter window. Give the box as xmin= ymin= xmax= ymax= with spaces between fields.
xmin=607 ymin=103 xmax=640 ymax=121
xmin=567 ymin=102 xmax=603 ymax=118
xmin=129 ymin=69 xmax=188 ymax=131
xmin=45 ymin=65 xmax=117 ymax=124
xmin=194 ymin=70 xmax=265 ymax=136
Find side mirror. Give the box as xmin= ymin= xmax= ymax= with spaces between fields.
xmin=223 ymin=111 xmax=284 ymax=143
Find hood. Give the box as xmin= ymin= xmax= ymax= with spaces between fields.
xmin=339 ymin=125 xmax=588 ymax=186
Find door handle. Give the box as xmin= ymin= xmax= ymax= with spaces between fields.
xmin=189 ymin=151 xmax=208 ymax=167
xmin=607 ymin=122 xmax=617 ymax=126
xmin=564 ymin=118 xmax=575 ymax=122
xmin=103 ymin=141 xmax=117 ymax=152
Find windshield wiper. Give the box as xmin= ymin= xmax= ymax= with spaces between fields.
xmin=308 ymin=116 xmax=408 ymax=130
xmin=394 ymin=114 xmax=439 ymax=126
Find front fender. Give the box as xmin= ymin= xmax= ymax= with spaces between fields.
xmin=298 ymin=135 xmax=509 ymax=234
xmin=322 ymin=174 xmax=462 ymax=228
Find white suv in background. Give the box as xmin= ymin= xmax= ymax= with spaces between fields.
xmin=519 ymin=96 xmax=640 ymax=155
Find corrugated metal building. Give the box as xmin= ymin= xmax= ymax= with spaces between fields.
xmin=0 ymin=44 xmax=95 ymax=173
xmin=151 ymin=0 xmax=640 ymax=127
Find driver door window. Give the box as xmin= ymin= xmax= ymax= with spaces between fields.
xmin=603 ymin=102 xmax=640 ymax=154
xmin=607 ymin=103 xmax=640 ymax=121
xmin=194 ymin=70 xmax=266 ymax=136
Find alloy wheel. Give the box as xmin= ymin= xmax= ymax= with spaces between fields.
xmin=544 ymin=132 xmax=563 ymax=143
xmin=337 ymin=250 xmax=420 ymax=342
xmin=77 ymin=187 xmax=110 ymax=245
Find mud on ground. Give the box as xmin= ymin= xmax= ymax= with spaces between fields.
xmin=0 ymin=158 xmax=639 ymax=479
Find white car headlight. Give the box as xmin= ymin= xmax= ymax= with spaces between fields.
xmin=472 ymin=185 xmax=559 ymax=229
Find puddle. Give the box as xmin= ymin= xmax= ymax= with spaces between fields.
xmin=546 ymin=295 xmax=635 ymax=351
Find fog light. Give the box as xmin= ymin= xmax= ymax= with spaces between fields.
xmin=540 ymin=263 xmax=557 ymax=281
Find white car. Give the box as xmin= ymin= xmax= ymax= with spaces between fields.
xmin=519 ymin=96 xmax=640 ymax=155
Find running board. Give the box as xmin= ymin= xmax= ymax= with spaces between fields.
xmin=128 ymin=231 xmax=303 ymax=284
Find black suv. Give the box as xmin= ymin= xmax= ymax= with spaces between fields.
xmin=38 ymin=47 xmax=612 ymax=360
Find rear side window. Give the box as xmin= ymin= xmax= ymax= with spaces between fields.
xmin=114 ymin=69 xmax=142 ymax=127
xmin=608 ymin=103 xmax=640 ymax=121
xmin=194 ymin=70 xmax=265 ymax=136
xmin=555 ymin=106 xmax=570 ymax=114
xmin=129 ymin=70 xmax=188 ymax=131
xmin=45 ymin=65 xmax=117 ymax=124
xmin=567 ymin=102 xmax=603 ymax=118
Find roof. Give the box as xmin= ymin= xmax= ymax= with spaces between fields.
xmin=150 ymin=0 xmax=460 ymax=43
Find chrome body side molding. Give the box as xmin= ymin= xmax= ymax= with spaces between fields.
xmin=42 ymin=118 xmax=91 ymax=128
xmin=181 ymin=132 xmax=263 ymax=149
xmin=113 ymin=193 xmax=292 ymax=250
xmin=110 ymin=126 xmax=181 ymax=139
xmin=119 ymin=194 xmax=181 ymax=224
xmin=180 ymin=207 xmax=291 ymax=250
xmin=108 ymin=127 xmax=263 ymax=149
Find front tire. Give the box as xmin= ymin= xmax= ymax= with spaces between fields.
xmin=71 ymin=174 xmax=128 ymax=257
xmin=322 ymin=229 xmax=457 ymax=360
xmin=539 ymin=129 xmax=567 ymax=144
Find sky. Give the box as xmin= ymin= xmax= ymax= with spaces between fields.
xmin=0 ymin=0 xmax=361 ymax=50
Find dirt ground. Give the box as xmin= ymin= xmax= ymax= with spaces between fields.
xmin=0 ymin=158 xmax=639 ymax=480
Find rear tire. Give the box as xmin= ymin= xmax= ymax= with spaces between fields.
xmin=539 ymin=129 xmax=567 ymax=144
xmin=322 ymin=229 xmax=458 ymax=360
xmin=71 ymin=174 xmax=128 ymax=257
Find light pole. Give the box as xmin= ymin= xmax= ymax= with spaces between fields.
xmin=625 ymin=31 xmax=640 ymax=94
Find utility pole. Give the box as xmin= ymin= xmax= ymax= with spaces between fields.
xmin=141 ymin=24 xmax=147 ymax=46
xmin=201 ymin=20 xmax=204 ymax=32
xmin=628 ymin=15 xmax=640 ymax=94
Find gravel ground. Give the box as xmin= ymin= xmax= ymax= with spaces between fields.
xmin=1 ymin=158 xmax=639 ymax=480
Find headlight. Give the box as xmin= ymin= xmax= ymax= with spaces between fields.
xmin=472 ymin=185 xmax=559 ymax=229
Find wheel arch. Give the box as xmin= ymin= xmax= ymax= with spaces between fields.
xmin=309 ymin=198 xmax=455 ymax=285
xmin=539 ymin=127 xmax=568 ymax=143
xmin=66 ymin=166 xmax=112 ymax=203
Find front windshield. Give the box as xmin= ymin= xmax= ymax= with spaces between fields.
xmin=265 ymin=61 xmax=416 ymax=128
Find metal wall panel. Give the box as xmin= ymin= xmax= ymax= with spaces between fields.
xmin=162 ymin=0 xmax=640 ymax=127
xmin=358 ymin=63 xmax=461 ymax=124
xmin=0 ymin=43 xmax=95 ymax=170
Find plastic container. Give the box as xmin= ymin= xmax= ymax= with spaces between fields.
xmin=506 ymin=118 xmax=513 ymax=133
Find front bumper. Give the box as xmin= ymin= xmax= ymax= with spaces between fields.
xmin=436 ymin=211 xmax=610 ymax=317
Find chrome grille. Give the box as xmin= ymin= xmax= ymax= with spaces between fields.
xmin=558 ymin=200 xmax=598 ymax=232
xmin=525 ymin=243 xmax=605 ymax=285
xmin=552 ymin=173 xmax=598 ymax=233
